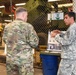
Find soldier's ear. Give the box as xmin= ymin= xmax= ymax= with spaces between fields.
xmin=22 ymin=12 xmax=26 ymax=18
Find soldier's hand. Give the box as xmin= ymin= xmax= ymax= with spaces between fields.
xmin=52 ymin=30 xmax=61 ymax=34
xmin=51 ymin=30 xmax=61 ymax=37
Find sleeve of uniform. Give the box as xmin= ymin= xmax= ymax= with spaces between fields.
xmin=2 ymin=26 xmax=8 ymax=43
xmin=27 ymin=24 xmax=39 ymax=48
xmin=55 ymin=29 xmax=76 ymax=46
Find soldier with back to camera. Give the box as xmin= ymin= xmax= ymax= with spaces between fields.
xmin=3 ymin=7 xmax=39 ymax=75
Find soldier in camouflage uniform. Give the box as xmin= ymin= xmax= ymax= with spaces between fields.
xmin=51 ymin=12 xmax=76 ymax=75
xmin=3 ymin=7 xmax=39 ymax=75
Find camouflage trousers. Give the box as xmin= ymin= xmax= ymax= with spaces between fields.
xmin=6 ymin=62 xmax=34 ymax=75
xmin=57 ymin=59 xmax=76 ymax=75
xmin=6 ymin=50 xmax=34 ymax=75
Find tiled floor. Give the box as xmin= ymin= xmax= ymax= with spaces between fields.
xmin=0 ymin=63 xmax=6 ymax=75
xmin=34 ymin=68 xmax=43 ymax=75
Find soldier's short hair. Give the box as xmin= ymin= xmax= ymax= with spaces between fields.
xmin=65 ymin=12 xmax=76 ymax=21
xmin=16 ymin=7 xmax=27 ymax=14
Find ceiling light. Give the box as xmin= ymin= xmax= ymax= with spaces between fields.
xmin=0 ymin=5 xmax=5 ymax=8
xmin=4 ymin=20 xmax=12 ymax=22
xmin=51 ymin=3 xmax=73 ymax=8
xmin=15 ymin=3 xmax=26 ymax=6
xmin=58 ymin=3 xmax=73 ymax=8
xmin=48 ymin=0 xmax=60 ymax=2
xmin=9 ymin=14 xmax=14 ymax=17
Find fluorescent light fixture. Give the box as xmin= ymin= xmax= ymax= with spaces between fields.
xmin=0 ymin=5 xmax=5 ymax=8
xmin=58 ymin=3 xmax=73 ymax=8
xmin=4 ymin=20 xmax=12 ymax=22
xmin=48 ymin=0 xmax=60 ymax=2
xmin=15 ymin=3 xmax=26 ymax=6
xmin=51 ymin=3 xmax=73 ymax=8
xmin=9 ymin=14 xmax=14 ymax=17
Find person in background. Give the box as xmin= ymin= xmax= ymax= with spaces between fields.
xmin=51 ymin=12 xmax=76 ymax=75
xmin=3 ymin=7 xmax=39 ymax=75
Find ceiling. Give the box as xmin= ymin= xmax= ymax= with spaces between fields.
xmin=50 ymin=0 xmax=72 ymax=4
xmin=0 ymin=0 xmax=73 ymax=23
xmin=0 ymin=0 xmax=28 ymax=5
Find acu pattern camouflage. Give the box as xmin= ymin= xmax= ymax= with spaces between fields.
xmin=3 ymin=19 xmax=39 ymax=75
xmin=55 ymin=23 xmax=76 ymax=75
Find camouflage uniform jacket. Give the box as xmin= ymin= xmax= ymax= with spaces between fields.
xmin=55 ymin=23 xmax=76 ymax=75
xmin=55 ymin=22 xmax=76 ymax=60
xmin=3 ymin=19 xmax=39 ymax=65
